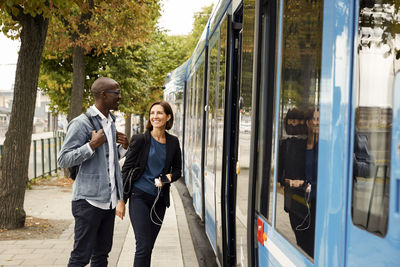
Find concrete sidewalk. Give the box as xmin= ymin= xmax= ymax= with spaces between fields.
xmin=0 ymin=183 xmax=198 ymax=267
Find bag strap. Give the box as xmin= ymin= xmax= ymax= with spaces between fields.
xmin=84 ymin=112 xmax=103 ymax=131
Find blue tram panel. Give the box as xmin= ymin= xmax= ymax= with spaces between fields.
xmin=163 ymin=0 xmax=400 ymax=266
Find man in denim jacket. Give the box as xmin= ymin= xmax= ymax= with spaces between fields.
xmin=58 ymin=77 xmax=129 ymax=267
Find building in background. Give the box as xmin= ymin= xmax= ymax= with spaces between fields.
xmin=0 ymin=88 xmax=61 ymax=137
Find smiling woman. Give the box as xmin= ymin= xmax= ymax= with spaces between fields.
xmin=119 ymin=100 xmax=182 ymax=267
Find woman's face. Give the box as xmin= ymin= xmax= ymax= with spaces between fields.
xmin=307 ymin=110 xmax=319 ymax=134
xmin=150 ymin=104 xmax=171 ymax=130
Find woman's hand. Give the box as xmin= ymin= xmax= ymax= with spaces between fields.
xmin=116 ymin=200 xmax=125 ymax=219
xmin=154 ymin=174 xmax=172 ymax=188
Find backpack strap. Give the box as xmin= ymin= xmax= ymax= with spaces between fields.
xmin=84 ymin=112 xmax=103 ymax=131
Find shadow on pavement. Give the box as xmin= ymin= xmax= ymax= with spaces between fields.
xmin=174 ymin=179 xmax=217 ymax=267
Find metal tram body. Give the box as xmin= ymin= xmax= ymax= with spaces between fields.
xmin=164 ymin=0 xmax=400 ymax=266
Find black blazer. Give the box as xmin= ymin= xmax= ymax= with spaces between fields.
xmin=121 ymin=130 xmax=182 ymax=206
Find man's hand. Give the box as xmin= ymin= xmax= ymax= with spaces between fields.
xmin=89 ymin=129 xmax=106 ymax=150
xmin=116 ymin=200 xmax=125 ymax=219
xmin=117 ymin=131 xmax=129 ymax=149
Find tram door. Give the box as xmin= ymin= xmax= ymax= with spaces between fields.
xmin=230 ymin=2 xmax=256 ymax=266
xmin=250 ymin=0 xmax=323 ymax=266
xmin=346 ymin=1 xmax=400 ymax=265
xmin=231 ymin=12 xmax=246 ymax=266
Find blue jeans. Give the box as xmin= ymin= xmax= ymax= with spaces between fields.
xmin=129 ymin=187 xmax=166 ymax=267
xmin=68 ymin=199 xmax=115 ymax=267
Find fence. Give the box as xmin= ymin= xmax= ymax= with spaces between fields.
xmin=0 ymin=131 xmax=66 ymax=180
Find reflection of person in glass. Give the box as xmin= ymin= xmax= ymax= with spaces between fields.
xmin=278 ymin=107 xmax=318 ymax=257
xmin=301 ymin=107 xmax=319 ymax=257
xmin=278 ymin=109 xmax=307 ymax=252
xmin=278 ymin=108 xmax=307 ymax=189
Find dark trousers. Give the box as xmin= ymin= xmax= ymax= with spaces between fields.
xmin=68 ymin=199 xmax=116 ymax=267
xmin=289 ymin=199 xmax=316 ymax=257
xmin=129 ymin=187 xmax=166 ymax=267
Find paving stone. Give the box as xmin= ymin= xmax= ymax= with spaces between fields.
xmin=0 ymin=258 xmax=24 ymax=265
xmin=2 ymin=249 xmax=34 ymax=255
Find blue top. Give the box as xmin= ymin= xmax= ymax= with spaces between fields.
xmin=134 ymin=135 xmax=166 ymax=196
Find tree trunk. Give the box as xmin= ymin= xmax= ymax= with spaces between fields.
xmin=67 ymin=46 xmax=85 ymax=122
xmin=125 ymin=114 xmax=131 ymax=139
xmin=0 ymin=13 xmax=48 ymax=229
xmin=140 ymin=114 xmax=145 ymax=134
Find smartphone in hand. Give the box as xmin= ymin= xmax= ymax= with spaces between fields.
xmin=159 ymin=174 xmax=171 ymax=183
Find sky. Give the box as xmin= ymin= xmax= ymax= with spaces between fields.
xmin=0 ymin=35 xmax=19 ymax=91
xmin=0 ymin=0 xmax=218 ymax=91
xmin=158 ymin=0 xmax=217 ymax=35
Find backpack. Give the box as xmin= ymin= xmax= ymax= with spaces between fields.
xmin=68 ymin=112 xmax=100 ymax=180
xmin=353 ymin=131 xmax=375 ymax=178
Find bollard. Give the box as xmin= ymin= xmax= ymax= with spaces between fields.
xmin=41 ymin=139 xmax=44 ymax=176
xmin=54 ymin=137 xmax=57 ymax=172
xmin=34 ymin=140 xmax=37 ymax=178
xmin=48 ymin=138 xmax=51 ymax=175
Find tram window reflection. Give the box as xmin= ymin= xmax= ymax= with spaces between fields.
xmin=351 ymin=0 xmax=395 ymax=237
xmin=277 ymin=107 xmax=319 ymax=257
xmin=274 ymin=0 xmax=323 ymax=259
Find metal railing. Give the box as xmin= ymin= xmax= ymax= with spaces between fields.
xmin=0 ymin=131 xmax=66 ymax=179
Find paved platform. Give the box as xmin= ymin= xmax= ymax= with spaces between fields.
xmin=0 ymin=183 xmax=198 ymax=267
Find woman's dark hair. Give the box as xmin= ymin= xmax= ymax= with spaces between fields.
xmin=304 ymin=106 xmax=319 ymax=121
xmin=284 ymin=108 xmax=305 ymax=135
xmin=145 ymin=100 xmax=174 ymax=131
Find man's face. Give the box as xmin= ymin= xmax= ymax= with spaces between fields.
xmin=102 ymin=85 xmax=121 ymax=111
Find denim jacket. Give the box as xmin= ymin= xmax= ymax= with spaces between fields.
xmin=58 ymin=107 xmax=123 ymax=202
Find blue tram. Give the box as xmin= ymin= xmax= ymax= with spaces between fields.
xmin=164 ymin=0 xmax=400 ymax=266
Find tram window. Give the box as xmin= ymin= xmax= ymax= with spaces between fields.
xmin=206 ymin=35 xmax=218 ymax=173
xmin=215 ymin=20 xmax=227 ymax=261
xmin=351 ymin=0 xmax=396 ymax=237
xmin=235 ymin=3 xmax=255 ymax=266
xmin=256 ymin=7 xmax=275 ymax=222
xmin=274 ymin=0 xmax=323 ymax=259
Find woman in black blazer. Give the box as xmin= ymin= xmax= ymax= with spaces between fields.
xmin=117 ymin=100 xmax=182 ymax=267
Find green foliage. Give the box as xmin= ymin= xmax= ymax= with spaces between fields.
xmin=38 ymin=2 xmax=213 ymax=119
xmin=359 ymin=1 xmax=400 ymax=58
xmin=0 ymin=0 xmax=76 ymax=38
xmin=38 ymin=50 xmax=102 ymax=115
xmin=44 ymin=0 xmax=161 ymax=56
xmin=26 ymin=174 xmax=51 ymax=189
xmin=99 ymin=44 xmax=151 ymax=116
xmin=281 ymin=0 xmax=324 ymax=108
xmin=99 ymin=29 xmax=189 ymax=117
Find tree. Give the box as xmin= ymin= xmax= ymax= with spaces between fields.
xmin=98 ymin=30 xmax=188 ymax=136
xmin=40 ymin=3 xmax=212 ymax=137
xmin=0 ymin=0 xmax=75 ymax=229
xmin=39 ymin=50 xmax=103 ymax=115
xmin=44 ymin=0 xmax=161 ymax=121
xmin=281 ymin=0 xmax=324 ymax=108
xmin=40 ymin=27 xmax=190 ymax=136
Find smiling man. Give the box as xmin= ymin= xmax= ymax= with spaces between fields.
xmin=58 ymin=77 xmax=129 ymax=267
